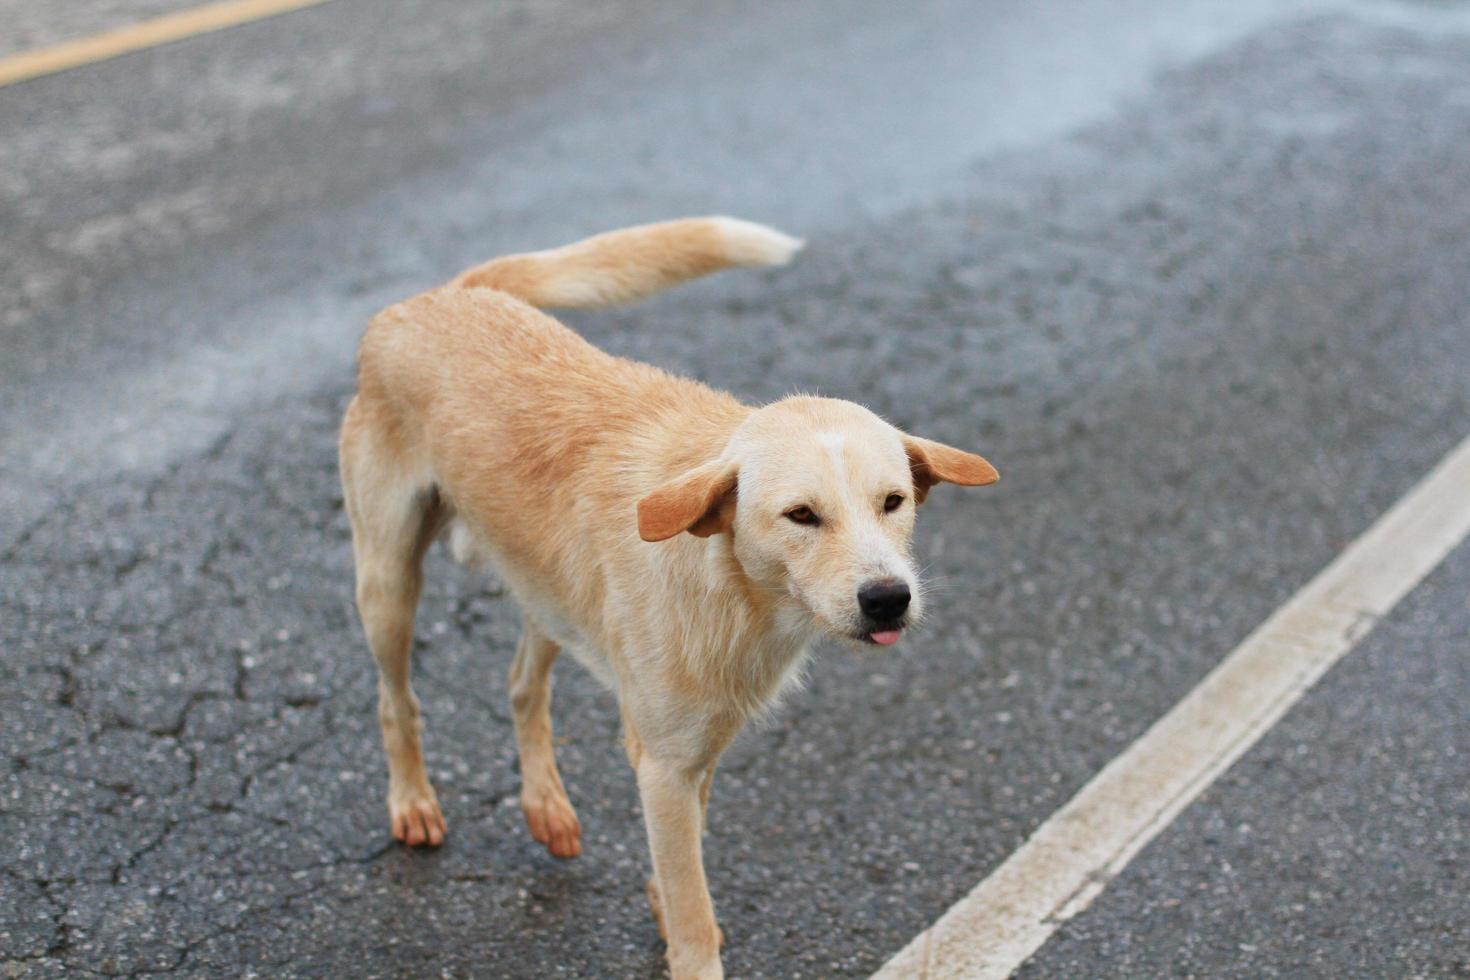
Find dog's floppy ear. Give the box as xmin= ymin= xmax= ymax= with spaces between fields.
xmin=637 ymin=459 xmax=739 ymax=542
xmin=903 ymin=434 xmax=998 ymax=504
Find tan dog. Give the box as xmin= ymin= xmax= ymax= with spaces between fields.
xmin=339 ymin=217 xmax=998 ymax=979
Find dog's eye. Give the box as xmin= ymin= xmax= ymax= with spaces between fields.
xmin=884 ymin=494 xmax=905 ymax=513
xmin=785 ymin=506 xmax=820 ymax=526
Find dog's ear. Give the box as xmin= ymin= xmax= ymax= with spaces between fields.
xmin=637 ymin=460 xmax=739 ymax=542
xmin=903 ymin=434 xmax=998 ymax=504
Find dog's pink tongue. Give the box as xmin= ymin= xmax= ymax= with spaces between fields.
xmin=869 ymin=629 xmax=902 ymax=646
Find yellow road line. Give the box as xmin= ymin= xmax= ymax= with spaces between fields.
xmin=0 ymin=0 xmax=338 ymax=88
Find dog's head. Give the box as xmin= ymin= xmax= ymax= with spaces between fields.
xmin=637 ymin=396 xmax=997 ymax=647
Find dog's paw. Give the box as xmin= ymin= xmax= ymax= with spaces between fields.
xmin=522 ymin=789 xmax=581 ymax=859
xmin=389 ymin=790 xmax=447 ymax=847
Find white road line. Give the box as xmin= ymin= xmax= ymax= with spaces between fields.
xmin=874 ymin=434 xmax=1470 ymax=980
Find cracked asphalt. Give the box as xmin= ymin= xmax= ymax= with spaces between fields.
xmin=4 ymin=0 xmax=1470 ymax=976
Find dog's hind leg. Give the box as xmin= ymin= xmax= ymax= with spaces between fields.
xmin=509 ymin=625 xmax=581 ymax=858
xmin=340 ymin=398 xmax=448 ymax=847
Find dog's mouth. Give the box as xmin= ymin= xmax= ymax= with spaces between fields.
xmin=858 ymin=622 xmax=906 ymax=646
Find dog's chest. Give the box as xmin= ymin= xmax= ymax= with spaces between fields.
xmin=448 ymin=518 xmax=615 ymax=685
xmin=519 ymin=590 xmax=614 ymax=683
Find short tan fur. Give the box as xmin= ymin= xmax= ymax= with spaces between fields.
xmin=339 ymin=216 xmax=997 ymax=979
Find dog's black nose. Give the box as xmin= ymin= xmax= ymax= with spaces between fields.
xmin=858 ymin=580 xmax=911 ymax=621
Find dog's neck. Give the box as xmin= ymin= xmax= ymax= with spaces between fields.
xmin=631 ymin=396 xmax=814 ymax=714
xmin=661 ymin=531 xmax=814 ymax=716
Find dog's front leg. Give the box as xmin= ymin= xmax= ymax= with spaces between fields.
xmin=637 ymin=753 xmax=724 ymax=980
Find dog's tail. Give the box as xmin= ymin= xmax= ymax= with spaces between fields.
xmin=448 ymin=216 xmax=803 ymax=308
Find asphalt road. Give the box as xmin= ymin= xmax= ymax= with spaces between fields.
xmin=3 ymin=0 xmax=1469 ymax=977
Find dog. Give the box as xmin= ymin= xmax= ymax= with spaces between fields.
xmin=338 ymin=217 xmax=998 ymax=979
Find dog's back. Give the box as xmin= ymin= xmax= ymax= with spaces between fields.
xmin=350 ymin=216 xmax=801 ymax=486
xmin=348 ymin=217 xmax=800 ymax=564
